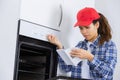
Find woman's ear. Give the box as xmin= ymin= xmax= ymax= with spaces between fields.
xmin=95 ymin=21 xmax=99 ymax=29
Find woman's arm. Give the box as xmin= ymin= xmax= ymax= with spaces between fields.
xmin=47 ymin=34 xmax=63 ymax=49
xmin=47 ymin=34 xmax=72 ymax=72
xmin=89 ymin=43 xmax=117 ymax=79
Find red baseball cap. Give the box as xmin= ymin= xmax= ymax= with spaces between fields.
xmin=74 ymin=7 xmax=100 ymax=27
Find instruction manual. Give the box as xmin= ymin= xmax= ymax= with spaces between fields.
xmin=56 ymin=48 xmax=82 ymax=66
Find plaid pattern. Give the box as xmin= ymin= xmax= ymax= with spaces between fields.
xmin=58 ymin=36 xmax=117 ymax=80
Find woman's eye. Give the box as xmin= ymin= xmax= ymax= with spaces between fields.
xmin=79 ymin=27 xmax=83 ymax=30
xmin=86 ymin=27 xmax=89 ymax=29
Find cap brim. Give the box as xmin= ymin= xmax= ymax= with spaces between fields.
xmin=74 ymin=21 xmax=92 ymax=27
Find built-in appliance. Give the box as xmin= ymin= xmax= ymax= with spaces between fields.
xmin=14 ymin=19 xmax=60 ymax=80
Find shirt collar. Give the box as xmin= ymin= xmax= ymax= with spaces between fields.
xmin=83 ymin=35 xmax=100 ymax=48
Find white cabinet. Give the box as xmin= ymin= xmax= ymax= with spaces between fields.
xmin=20 ymin=0 xmax=62 ymax=30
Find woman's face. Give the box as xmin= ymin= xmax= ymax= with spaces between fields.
xmin=79 ymin=22 xmax=99 ymax=42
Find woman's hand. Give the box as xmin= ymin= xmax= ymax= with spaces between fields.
xmin=47 ymin=34 xmax=63 ymax=49
xmin=70 ymin=48 xmax=94 ymax=61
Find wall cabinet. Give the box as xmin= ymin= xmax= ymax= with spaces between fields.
xmin=20 ymin=0 xmax=62 ymax=30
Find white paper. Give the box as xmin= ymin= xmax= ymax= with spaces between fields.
xmin=57 ymin=48 xmax=82 ymax=66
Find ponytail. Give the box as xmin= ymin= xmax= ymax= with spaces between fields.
xmin=93 ymin=13 xmax=112 ymax=45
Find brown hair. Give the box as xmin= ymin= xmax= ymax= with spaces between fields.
xmin=93 ymin=13 xmax=112 ymax=45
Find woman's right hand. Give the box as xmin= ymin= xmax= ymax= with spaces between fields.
xmin=47 ymin=34 xmax=63 ymax=49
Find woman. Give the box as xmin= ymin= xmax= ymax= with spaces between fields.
xmin=47 ymin=7 xmax=117 ymax=80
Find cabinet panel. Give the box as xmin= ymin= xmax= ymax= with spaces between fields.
xmin=20 ymin=0 xmax=62 ymax=30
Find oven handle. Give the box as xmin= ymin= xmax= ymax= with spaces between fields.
xmin=58 ymin=4 xmax=63 ymax=27
xmin=19 ymin=41 xmax=51 ymax=51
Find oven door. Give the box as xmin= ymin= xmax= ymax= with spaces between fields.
xmin=14 ymin=35 xmax=58 ymax=80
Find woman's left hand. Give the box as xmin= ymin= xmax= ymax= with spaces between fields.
xmin=70 ymin=48 xmax=94 ymax=61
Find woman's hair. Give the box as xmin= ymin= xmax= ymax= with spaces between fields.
xmin=93 ymin=13 xmax=112 ymax=45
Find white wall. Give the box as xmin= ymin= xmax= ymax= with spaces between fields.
xmin=0 ymin=0 xmax=20 ymax=80
xmin=60 ymin=0 xmax=95 ymax=48
xmin=95 ymin=0 xmax=120 ymax=80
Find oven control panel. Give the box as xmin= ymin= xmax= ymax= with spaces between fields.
xmin=19 ymin=19 xmax=61 ymax=41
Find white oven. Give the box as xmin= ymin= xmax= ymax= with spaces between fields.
xmin=14 ymin=19 xmax=60 ymax=80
